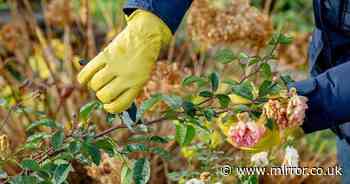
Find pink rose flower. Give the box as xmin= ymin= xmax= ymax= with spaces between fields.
xmin=228 ymin=116 xmax=266 ymax=147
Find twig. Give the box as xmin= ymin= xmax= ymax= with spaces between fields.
xmin=36 ymin=116 xmax=169 ymax=163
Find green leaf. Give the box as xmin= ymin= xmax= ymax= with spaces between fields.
xmin=199 ymin=90 xmax=213 ymax=98
xmin=128 ymin=135 xmax=169 ymax=144
xmin=10 ymin=176 xmax=38 ymax=184
xmin=214 ymin=48 xmax=236 ymax=64
xmin=162 ymin=95 xmax=183 ymax=109
xmin=133 ymin=158 xmax=151 ymax=184
xmin=121 ymin=112 xmax=135 ymax=132
xmin=203 ymin=108 xmax=215 ymax=121
xmin=260 ymin=63 xmax=272 ymax=80
xmin=68 ymin=140 xmax=81 ymax=154
xmin=233 ymin=105 xmax=250 ymax=113
xmin=53 ymin=164 xmax=72 ymax=184
xmin=209 ymin=72 xmax=220 ymax=92
xmin=138 ymin=94 xmax=163 ymax=117
xmin=106 ymin=113 xmax=117 ymax=125
xmin=182 ymin=101 xmax=196 ymax=117
xmin=20 ymin=159 xmax=41 ymax=172
xmin=123 ymin=144 xmax=149 ymax=153
xmin=5 ymin=64 xmax=23 ymax=82
xmin=182 ymin=75 xmax=206 ymax=87
xmin=259 ymin=80 xmax=274 ymax=97
xmin=27 ymin=132 xmax=50 ymax=143
xmin=280 ymin=75 xmax=295 ymax=85
xmin=175 ymin=123 xmax=196 ymax=146
xmin=238 ymin=52 xmax=249 ymax=60
xmin=232 ymin=81 xmax=254 ymax=100
xmin=121 ymin=164 xmax=133 ymax=184
xmin=52 ymin=130 xmax=64 ymax=151
xmin=216 ymin=94 xmax=230 ymax=108
xmin=278 ymin=34 xmax=293 ymax=45
xmin=223 ymin=79 xmax=238 ymax=86
xmin=95 ymin=138 xmax=116 ymax=156
xmin=265 ymin=118 xmax=277 ymax=131
xmin=248 ymin=57 xmax=260 ymax=66
xmin=187 ymin=118 xmax=209 ymax=132
xmin=82 ymin=142 xmax=101 ymax=165
xmin=150 ymin=147 xmax=172 ymax=160
xmin=26 ymin=119 xmax=57 ymax=131
xmin=79 ymin=100 xmax=100 ymax=122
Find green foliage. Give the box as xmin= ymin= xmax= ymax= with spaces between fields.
xmin=52 ymin=130 xmax=64 ymax=151
xmin=133 ymin=158 xmax=151 ymax=184
xmin=214 ymin=48 xmax=237 ymax=64
xmin=175 ymin=123 xmax=196 ymax=146
xmin=0 ymin=32 xmax=299 ymax=184
xmin=79 ymin=100 xmax=102 ymax=122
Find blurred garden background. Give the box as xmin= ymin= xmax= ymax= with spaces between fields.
xmin=0 ymin=0 xmax=339 ymax=183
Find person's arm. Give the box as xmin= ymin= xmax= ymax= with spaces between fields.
xmin=290 ymin=61 xmax=350 ymax=133
xmin=123 ymin=0 xmax=193 ymax=33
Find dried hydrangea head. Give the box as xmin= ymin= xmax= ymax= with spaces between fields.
xmin=228 ymin=113 xmax=266 ymax=147
xmin=45 ymin=0 xmax=73 ymax=27
xmin=188 ymin=0 xmax=273 ymax=49
xmin=278 ymin=32 xmax=311 ymax=69
xmin=0 ymin=23 xmax=27 ymax=51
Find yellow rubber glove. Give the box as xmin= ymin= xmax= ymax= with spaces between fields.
xmin=77 ymin=10 xmax=172 ymax=113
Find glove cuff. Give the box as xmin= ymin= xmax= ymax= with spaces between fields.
xmin=126 ymin=9 xmax=173 ymax=48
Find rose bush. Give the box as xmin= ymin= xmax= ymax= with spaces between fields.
xmin=0 ymin=31 xmax=311 ymax=184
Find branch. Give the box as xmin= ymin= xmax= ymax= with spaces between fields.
xmin=36 ymin=116 xmax=169 ymax=163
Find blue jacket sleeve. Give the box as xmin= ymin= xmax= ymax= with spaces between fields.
xmin=291 ymin=61 xmax=350 ymax=133
xmin=124 ymin=0 xmax=193 ymax=33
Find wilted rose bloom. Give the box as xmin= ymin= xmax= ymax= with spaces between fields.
xmin=228 ymin=114 xmax=266 ymax=147
xmin=287 ymin=95 xmax=308 ymax=127
xmin=185 ymin=178 xmax=205 ymax=184
xmin=263 ymin=100 xmax=289 ymax=129
xmin=251 ymin=151 xmax=269 ymax=167
xmin=283 ymin=146 xmax=299 ymax=167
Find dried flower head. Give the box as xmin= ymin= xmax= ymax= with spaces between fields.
xmin=287 ymin=92 xmax=308 ymax=127
xmin=45 ymin=0 xmax=73 ymax=27
xmin=228 ymin=113 xmax=266 ymax=147
xmin=278 ymin=33 xmax=311 ymax=69
xmin=264 ymin=100 xmax=289 ymax=129
xmin=188 ymin=0 xmax=273 ymax=49
xmin=0 ymin=22 xmax=26 ymax=51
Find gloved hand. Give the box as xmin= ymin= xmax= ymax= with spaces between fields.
xmin=78 ymin=10 xmax=172 ymax=113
